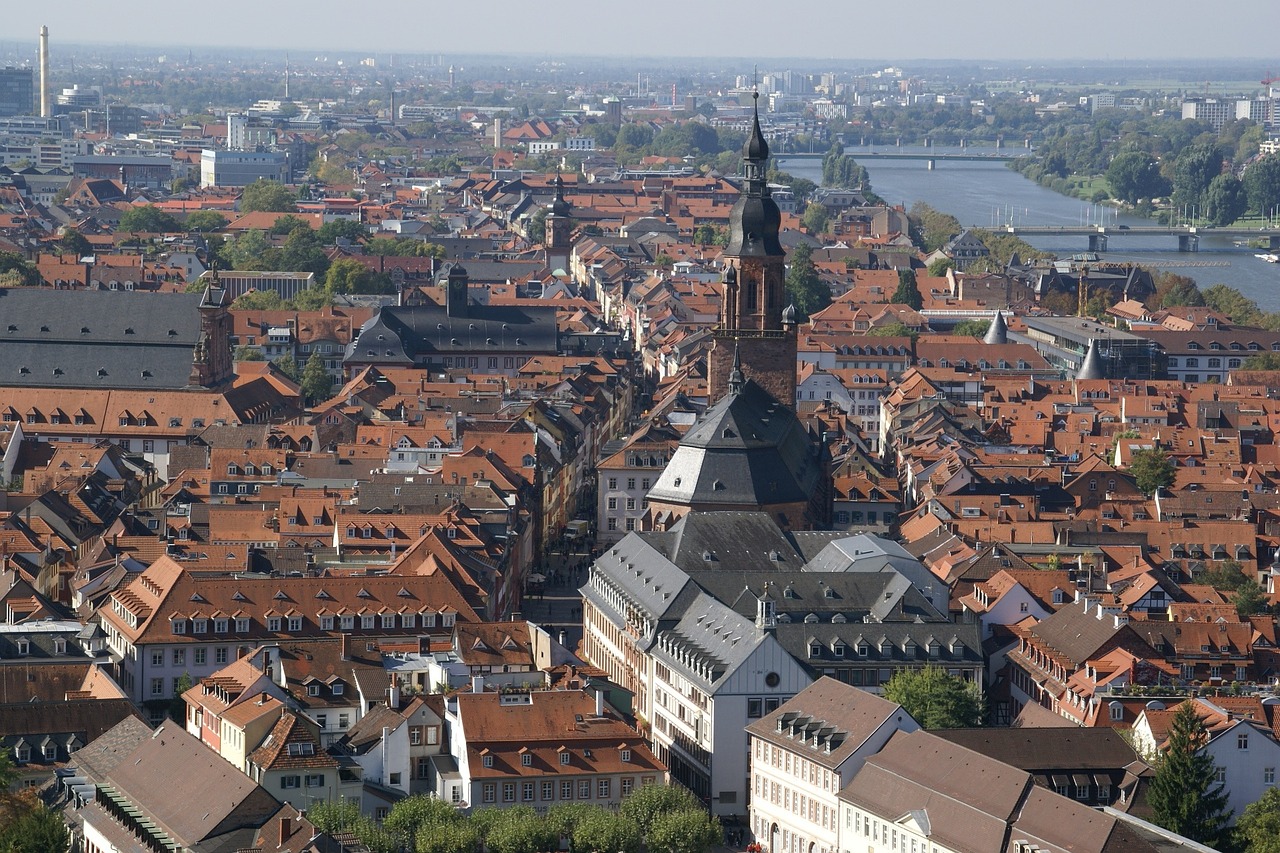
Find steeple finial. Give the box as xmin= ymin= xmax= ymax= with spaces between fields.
xmin=728 ymin=340 xmax=745 ymax=394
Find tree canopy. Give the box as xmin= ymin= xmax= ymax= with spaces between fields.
xmin=119 ymin=205 xmax=180 ymax=233
xmin=1128 ymin=447 xmax=1176 ymax=497
xmin=184 ymin=210 xmax=229 ymax=233
xmin=892 ymin=269 xmax=923 ymax=310
xmin=785 ymin=242 xmax=830 ymax=317
xmin=240 ymin=179 xmax=298 ymax=213
xmin=1237 ymin=785 xmax=1280 ymax=853
xmin=1106 ymin=151 xmax=1168 ymax=204
xmin=882 ymin=666 xmax=984 ymax=729
xmin=1148 ymin=701 xmax=1231 ymax=847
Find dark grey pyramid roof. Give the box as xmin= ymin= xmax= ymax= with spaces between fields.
xmin=647 ymin=378 xmax=821 ymax=508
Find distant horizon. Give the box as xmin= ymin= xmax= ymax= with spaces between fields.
xmin=8 ymin=1 xmax=1280 ymax=64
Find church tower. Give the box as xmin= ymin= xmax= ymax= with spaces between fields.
xmin=708 ymin=93 xmax=797 ymax=407
xmin=544 ymin=174 xmax=573 ymax=274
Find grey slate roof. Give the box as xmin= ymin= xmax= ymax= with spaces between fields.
xmin=346 ymin=302 xmax=559 ymax=364
xmin=0 ymin=289 xmax=205 ymax=389
xmin=745 ymin=677 xmax=912 ymax=769
xmin=647 ymin=379 xmax=823 ymax=509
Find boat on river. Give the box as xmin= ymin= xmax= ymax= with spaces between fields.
xmin=1256 ymin=253 xmax=1280 ymax=263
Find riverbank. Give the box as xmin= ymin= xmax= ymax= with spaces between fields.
xmin=778 ymin=151 xmax=1280 ymax=311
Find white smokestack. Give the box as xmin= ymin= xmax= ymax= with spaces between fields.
xmin=38 ymin=26 xmax=49 ymax=119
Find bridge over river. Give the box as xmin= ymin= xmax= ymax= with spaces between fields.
xmin=990 ymin=224 xmax=1280 ymax=252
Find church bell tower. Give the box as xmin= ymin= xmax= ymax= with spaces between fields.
xmin=708 ymin=92 xmax=797 ymax=407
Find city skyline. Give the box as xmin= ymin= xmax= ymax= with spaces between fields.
xmin=9 ymin=0 xmax=1280 ymax=62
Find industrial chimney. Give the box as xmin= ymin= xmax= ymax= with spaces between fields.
xmin=38 ymin=26 xmax=49 ymax=118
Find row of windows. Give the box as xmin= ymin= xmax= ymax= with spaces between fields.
xmin=754 ymin=773 xmax=837 ymax=831
xmin=1169 ymin=357 xmax=1241 ymax=369
xmin=480 ymin=776 xmax=654 ymax=804
xmin=152 ymin=646 xmax=230 ymax=668
xmin=606 ymin=478 xmax=650 ymax=491
xmin=280 ymin=774 xmax=326 ymax=789
xmin=606 ymin=497 xmax=644 ymax=511
xmin=169 ymin=611 xmax=455 ymax=635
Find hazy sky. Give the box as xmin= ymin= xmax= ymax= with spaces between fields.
xmin=12 ymin=0 xmax=1280 ymax=61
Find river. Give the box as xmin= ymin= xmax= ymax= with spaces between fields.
xmin=778 ymin=148 xmax=1280 ymax=311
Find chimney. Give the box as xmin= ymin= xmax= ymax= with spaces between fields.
xmin=388 ymin=677 xmax=400 ymax=711
xmin=595 ymin=688 xmax=605 ymax=717
xmin=471 ymin=674 xmax=484 ymax=694
xmin=279 ymin=815 xmax=292 ymax=846
xmin=38 ymin=26 xmax=49 ymax=119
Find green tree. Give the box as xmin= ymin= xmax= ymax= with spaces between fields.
xmin=926 ymin=257 xmax=953 ymax=277
xmin=0 ymin=801 xmax=71 ymax=853
xmin=119 ymin=205 xmax=180 ymax=233
xmin=289 ymin=287 xmax=333 ymax=310
xmin=1200 ymin=559 xmax=1249 ymax=591
xmin=620 ymin=784 xmax=702 ymax=834
xmin=234 ymin=345 xmax=265 ymax=361
xmin=692 ymin=224 xmax=718 ymax=246
xmin=168 ymin=672 xmax=193 ymax=721
xmin=1150 ymin=272 xmax=1204 ymax=310
xmin=1203 ymin=284 xmax=1265 ymax=327
xmin=485 ymin=806 xmax=560 ymax=853
xmin=572 ymin=808 xmax=641 ymax=853
xmin=299 ymin=351 xmax=332 ymax=401
xmin=892 ymin=269 xmax=923 ymax=310
xmin=1203 ymin=173 xmax=1248 ymax=226
xmin=270 ymin=214 xmax=312 ymax=235
xmin=525 ymin=207 xmax=548 ymax=244
xmin=653 ymin=253 xmax=675 ymax=270
xmin=646 ymin=809 xmax=721 ymax=853
xmin=184 ymin=210 xmax=229 ymax=233
xmin=1172 ymin=143 xmax=1223 ymax=212
xmin=1242 ymin=352 xmax=1280 ymax=370
xmin=1106 ymin=151 xmax=1167 ymax=204
xmin=240 ymin=179 xmax=298 ymax=213
xmin=1129 ymin=447 xmax=1176 ymax=497
xmin=867 ymin=321 xmax=918 ymax=339
xmin=58 ymin=227 xmax=92 ymax=257
xmin=1233 ymin=579 xmax=1267 ymax=617
xmin=952 ymin=319 xmax=990 ymax=338
xmin=1148 ymin=701 xmax=1231 ymax=847
xmin=273 ymin=354 xmax=299 ymax=381
xmin=882 ymin=666 xmax=984 ymax=729
xmin=326 ymin=258 xmax=390 ymax=295
xmin=223 ymin=229 xmax=271 ymax=270
xmin=278 ymin=228 xmax=330 ymax=276
xmin=384 ymin=795 xmax=460 ymax=847
xmin=785 ymin=242 xmax=830 ymax=317
xmin=0 ymin=252 xmax=40 ymax=287
xmin=416 ymin=820 xmax=479 ymax=853
xmin=306 ymin=799 xmax=360 ymax=834
xmin=1244 ymin=154 xmax=1280 ymax=216
xmin=1237 ymin=785 xmax=1280 ymax=853
xmin=908 ymin=202 xmax=961 ymax=252
xmin=801 ymin=202 xmax=829 ymax=235
xmin=317 ymin=218 xmax=369 ymax=244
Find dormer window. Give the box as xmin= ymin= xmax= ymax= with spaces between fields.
xmin=832 ymin=642 xmax=846 ymax=658
xmin=621 ymin=749 xmax=631 ymax=762
xmin=331 ymin=682 xmax=344 ymax=696
xmin=560 ymin=752 xmax=570 ymax=765
xmin=227 ymin=464 xmax=239 ymax=476
xmin=521 ymin=754 xmax=532 ymax=766
xmin=483 ymin=755 xmax=494 ymax=768
xmin=171 ymin=619 xmax=186 ymax=634
xmin=809 ymin=643 xmax=822 ymax=658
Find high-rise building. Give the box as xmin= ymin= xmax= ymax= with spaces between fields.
xmin=0 ymin=67 xmax=35 ymax=117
